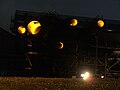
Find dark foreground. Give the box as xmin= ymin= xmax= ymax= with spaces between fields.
xmin=0 ymin=77 xmax=120 ymax=90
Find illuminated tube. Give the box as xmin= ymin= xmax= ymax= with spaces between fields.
xmin=18 ymin=26 xmax=26 ymax=34
xmin=27 ymin=21 xmax=41 ymax=35
xmin=70 ymin=19 xmax=78 ymax=27
xmin=97 ymin=20 xmax=104 ymax=27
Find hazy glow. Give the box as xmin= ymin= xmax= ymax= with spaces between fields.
xmin=97 ymin=20 xmax=104 ymax=27
xmin=27 ymin=52 xmax=38 ymax=55
xmin=83 ymin=72 xmax=90 ymax=80
xmin=18 ymin=26 xmax=26 ymax=34
xmin=27 ymin=44 xmax=32 ymax=47
xmin=70 ymin=19 xmax=78 ymax=27
xmin=113 ymin=50 xmax=120 ymax=55
xmin=27 ymin=21 xmax=41 ymax=35
xmin=108 ymin=29 xmax=112 ymax=31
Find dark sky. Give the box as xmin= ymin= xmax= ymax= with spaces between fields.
xmin=0 ymin=0 xmax=120 ymax=32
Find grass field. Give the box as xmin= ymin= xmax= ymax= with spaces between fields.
xmin=0 ymin=77 xmax=120 ymax=90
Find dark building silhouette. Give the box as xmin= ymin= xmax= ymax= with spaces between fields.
xmin=1 ymin=10 xmax=120 ymax=77
xmin=0 ymin=27 xmax=25 ymax=75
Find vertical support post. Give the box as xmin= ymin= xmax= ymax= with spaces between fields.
xmin=105 ymin=53 xmax=108 ymax=78
xmin=95 ymin=31 xmax=98 ymax=75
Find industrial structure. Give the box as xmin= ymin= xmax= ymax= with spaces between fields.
xmin=1 ymin=10 xmax=120 ymax=77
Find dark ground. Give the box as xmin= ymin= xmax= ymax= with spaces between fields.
xmin=0 ymin=77 xmax=120 ymax=90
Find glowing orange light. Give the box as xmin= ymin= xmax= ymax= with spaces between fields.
xmin=27 ymin=21 xmax=41 ymax=35
xmin=18 ymin=26 xmax=26 ymax=34
xmin=58 ymin=42 xmax=64 ymax=49
xmin=97 ymin=20 xmax=104 ymax=27
xmin=70 ymin=19 xmax=78 ymax=27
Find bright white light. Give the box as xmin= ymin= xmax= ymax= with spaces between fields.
xmin=83 ymin=72 xmax=90 ymax=80
xmin=81 ymin=74 xmax=85 ymax=77
xmin=101 ymin=75 xmax=104 ymax=79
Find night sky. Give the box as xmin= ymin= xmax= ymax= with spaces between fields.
xmin=0 ymin=0 xmax=120 ymax=32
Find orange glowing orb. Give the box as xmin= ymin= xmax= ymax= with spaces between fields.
xmin=27 ymin=21 xmax=41 ymax=35
xmin=58 ymin=42 xmax=64 ymax=49
xmin=70 ymin=19 xmax=78 ymax=27
xmin=97 ymin=20 xmax=104 ymax=27
xmin=18 ymin=26 xmax=26 ymax=34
